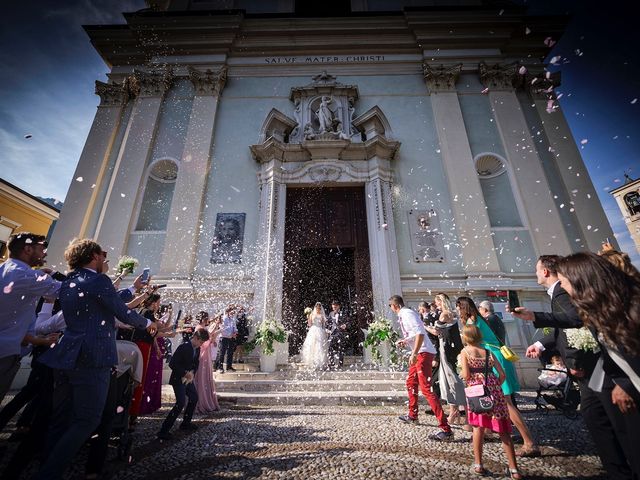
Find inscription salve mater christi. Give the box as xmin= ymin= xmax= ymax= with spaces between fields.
xmin=264 ymin=55 xmax=386 ymax=64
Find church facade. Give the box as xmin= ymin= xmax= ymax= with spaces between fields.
xmin=47 ymin=0 xmax=614 ymax=384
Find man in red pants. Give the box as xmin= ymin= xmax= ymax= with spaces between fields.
xmin=390 ymin=295 xmax=453 ymax=441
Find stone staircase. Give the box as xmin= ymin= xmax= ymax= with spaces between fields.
xmin=175 ymin=356 xmax=409 ymax=406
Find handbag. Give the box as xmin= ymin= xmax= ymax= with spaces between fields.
xmin=500 ymin=345 xmax=520 ymax=362
xmin=464 ymin=349 xmax=495 ymax=414
xmin=483 ymin=317 xmax=519 ymax=362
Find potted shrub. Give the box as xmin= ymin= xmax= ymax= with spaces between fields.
xmin=246 ymin=319 xmax=287 ymax=372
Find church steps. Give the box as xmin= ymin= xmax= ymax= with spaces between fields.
xmin=216 ymin=390 xmax=408 ymax=406
xmin=214 ymin=378 xmax=406 ymax=393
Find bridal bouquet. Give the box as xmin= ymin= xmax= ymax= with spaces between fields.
xmin=246 ymin=318 xmax=287 ymax=355
xmin=364 ymin=316 xmax=400 ymax=366
xmin=304 ymin=307 xmax=312 ymax=316
xmin=565 ymin=327 xmax=600 ymax=353
xmin=115 ymin=256 xmax=139 ymax=276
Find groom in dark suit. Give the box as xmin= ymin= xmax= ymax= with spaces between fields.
xmin=35 ymin=239 xmax=156 ymax=480
xmin=513 ymin=255 xmax=632 ymax=478
xmin=327 ymin=300 xmax=348 ymax=370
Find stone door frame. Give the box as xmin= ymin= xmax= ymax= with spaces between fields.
xmin=253 ymin=155 xmax=402 ymax=328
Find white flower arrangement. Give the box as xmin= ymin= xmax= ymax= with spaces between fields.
xmin=565 ymin=327 xmax=600 ymax=353
xmin=304 ymin=307 xmax=312 ymax=316
xmin=246 ymin=318 xmax=287 ymax=355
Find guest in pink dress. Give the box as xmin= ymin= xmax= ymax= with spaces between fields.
xmin=194 ymin=313 xmax=221 ymax=414
xmin=460 ymin=324 xmax=522 ymax=479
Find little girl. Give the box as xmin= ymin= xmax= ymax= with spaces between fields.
xmin=460 ymin=324 xmax=522 ymax=479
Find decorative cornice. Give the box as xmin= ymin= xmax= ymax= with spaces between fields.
xmin=250 ymin=136 xmax=399 ymax=164
xmin=478 ymin=62 xmax=519 ymax=90
xmin=95 ymin=80 xmax=128 ymax=107
xmin=423 ymin=64 xmax=462 ymax=93
xmin=187 ymin=66 xmax=227 ymax=96
xmin=129 ymin=69 xmax=172 ymax=98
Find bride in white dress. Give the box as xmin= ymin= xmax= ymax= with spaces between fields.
xmin=301 ymin=302 xmax=329 ymax=370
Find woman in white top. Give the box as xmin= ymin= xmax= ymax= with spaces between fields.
xmin=301 ymin=302 xmax=329 ymax=370
xmin=427 ymin=293 xmax=466 ymax=425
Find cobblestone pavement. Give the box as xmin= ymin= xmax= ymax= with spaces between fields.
xmin=1 ymin=393 xmax=605 ymax=479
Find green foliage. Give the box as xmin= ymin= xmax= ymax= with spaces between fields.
xmin=245 ymin=319 xmax=287 ymax=355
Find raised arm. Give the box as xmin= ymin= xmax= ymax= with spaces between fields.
xmin=94 ymin=275 xmax=153 ymax=332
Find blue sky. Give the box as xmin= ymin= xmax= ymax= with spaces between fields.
xmin=1 ymin=0 xmax=638 ymax=265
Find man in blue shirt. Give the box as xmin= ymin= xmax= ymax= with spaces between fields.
xmin=0 ymin=232 xmax=61 ymax=403
xmin=215 ymin=305 xmax=237 ymax=373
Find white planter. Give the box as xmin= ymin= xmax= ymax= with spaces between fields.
xmin=361 ymin=328 xmax=373 ymax=364
xmin=275 ymin=340 xmax=289 ymax=365
xmin=260 ymin=352 xmax=277 ymax=372
xmin=376 ymin=340 xmax=391 ymax=369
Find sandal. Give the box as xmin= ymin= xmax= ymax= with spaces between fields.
xmin=471 ymin=464 xmax=487 ymax=476
xmin=515 ymin=445 xmax=541 ymax=458
xmin=448 ymin=410 xmax=460 ymax=425
xmin=505 ymin=467 xmax=523 ymax=479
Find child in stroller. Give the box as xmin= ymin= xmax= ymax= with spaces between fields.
xmin=534 ymin=351 xmax=580 ymax=418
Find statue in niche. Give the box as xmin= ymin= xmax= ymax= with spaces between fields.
xmin=316 ymin=96 xmax=335 ymax=133
xmin=303 ymin=123 xmax=316 ymax=140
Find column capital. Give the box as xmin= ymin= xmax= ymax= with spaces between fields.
xmin=479 ymin=62 xmax=519 ymax=90
xmin=188 ymin=66 xmax=227 ymax=96
xmin=526 ymin=71 xmax=562 ymax=99
xmin=128 ymin=68 xmax=172 ymax=98
xmin=95 ymin=80 xmax=127 ymax=107
xmin=423 ymin=63 xmax=462 ymax=93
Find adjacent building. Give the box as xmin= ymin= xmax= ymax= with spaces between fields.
xmin=0 ymin=178 xmax=60 ymax=260
xmin=610 ymin=174 xmax=640 ymax=255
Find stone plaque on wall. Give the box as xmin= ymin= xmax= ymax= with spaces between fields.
xmin=210 ymin=213 xmax=245 ymax=264
xmin=408 ymin=209 xmax=445 ymax=262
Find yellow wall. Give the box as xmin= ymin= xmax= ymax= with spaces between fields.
xmin=0 ymin=190 xmax=58 ymax=260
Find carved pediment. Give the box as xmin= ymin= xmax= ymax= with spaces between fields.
xmin=353 ymin=106 xmax=395 ymax=141
xmin=259 ymin=109 xmax=298 ymax=143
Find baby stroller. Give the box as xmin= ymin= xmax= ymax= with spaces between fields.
xmin=85 ymin=341 xmax=143 ymax=476
xmin=533 ymin=350 xmax=580 ymax=419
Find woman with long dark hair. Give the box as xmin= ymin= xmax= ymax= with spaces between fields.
xmin=456 ymin=296 xmax=540 ymax=457
xmin=557 ymin=252 xmax=640 ymax=478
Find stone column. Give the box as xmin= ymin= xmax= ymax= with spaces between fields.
xmin=480 ymin=63 xmax=572 ymax=255
xmin=94 ymin=69 xmax=171 ymax=257
xmin=529 ymin=74 xmax=615 ymax=251
xmin=46 ymin=81 xmax=128 ymax=270
xmin=424 ymin=64 xmax=501 ymax=274
xmin=253 ymin=161 xmax=287 ymax=324
xmin=160 ymin=67 xmax=227 ymax=277
xmin=365 ymin=168 xmax=402 ymax=317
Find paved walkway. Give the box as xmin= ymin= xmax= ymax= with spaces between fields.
xmin=1 ymin=392 xmax=605 ymax=479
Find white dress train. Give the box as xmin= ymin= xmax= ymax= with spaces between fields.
xmin=301 ymin=314 xmax=328 ymax=370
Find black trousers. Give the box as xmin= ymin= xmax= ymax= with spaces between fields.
xmin=328 ymin=334 xmax=344 ymax=368
xmin=159 ymin=382 xmax=198 ymax=434
xmin=579 ymin=380 xmax=639 ymax=479
xmin=0 ymin=358 xmax=49 ymax=432
xmin=216 ymin=337 xmax=235 ymax=370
